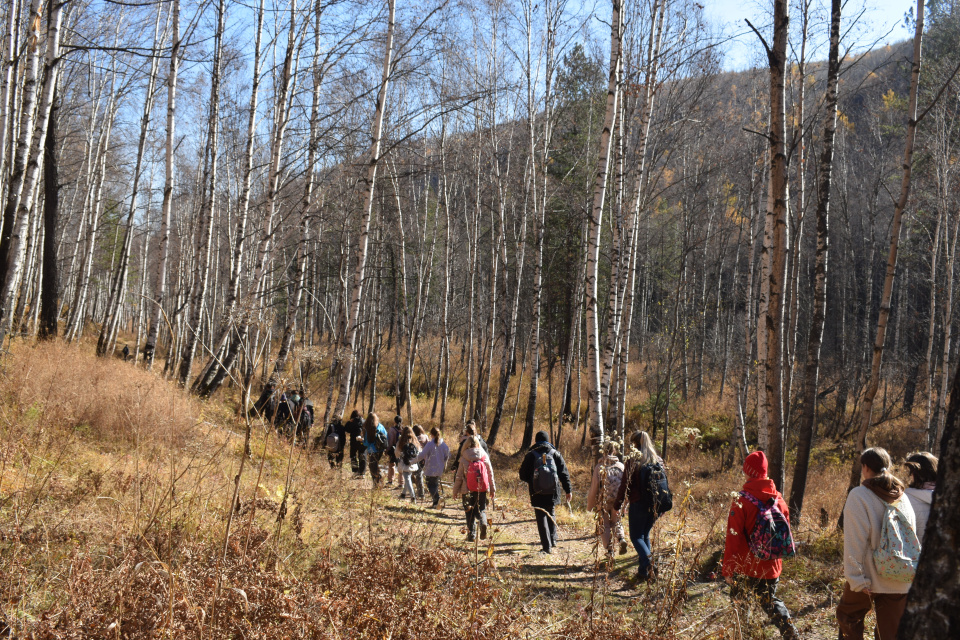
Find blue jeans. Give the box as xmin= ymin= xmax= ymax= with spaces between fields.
xmin=628 ymin=502 xmax=656 ymax=574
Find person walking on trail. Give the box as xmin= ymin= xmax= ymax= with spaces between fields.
xmin=837 ymin=448 xmax=919 ymax=640
xmin=294 ymin=394 xmax=314 ymax=446
xmin=345 ymin=410 xmax=366 ymax=476
xmin=452 ymin=435 xmax=496 ymax=542
xmin=362 ymin=412 xmax=389 ymax=487
xmin=614 ymin=431 xmax=671 ymax=581
xmin=395 ymin=426 xmax=422 ymax=504
xmin=386 ymin=416 xmax=403 ymax=486
xmin=519 ymin=431 xmax=572 ymax=555
xmin=451 ymin=420 xmax=488 ymax=470
xmin=902 ymin=451 xmax=937 ymax=542
xmin=412 ymin=425 xmax=428 ymax=500
xmin=322 ymin=414 xmax=347 ymax=469
xmin=721 ymin=450 xmax=800 ymax=640
xmin=417 ymin=427 xmax=451 ymax=508
xmin=587 ymin=440 xmax=627 ymax=556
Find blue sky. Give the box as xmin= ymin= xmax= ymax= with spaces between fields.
xmin=704 ymin=0 xmax=916 ymax=69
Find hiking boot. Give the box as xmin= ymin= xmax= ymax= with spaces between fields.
xmin=479 ymin=524 xmax=487 ymax=540
xmin=431 ymin=500 xmax=440 ymax=508
xmin=619 ymin=539 xmax=628 ymax=555
xmin=466 ymin=532 xmax=476 ymax=542
xmin=781 ymin=625 xmax=801 ymax=640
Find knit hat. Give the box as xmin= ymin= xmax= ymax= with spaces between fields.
xmin=743 ymin=451 xmax=768 ymax=478
xmin=535 ymin=430 xmax=550 ymax=443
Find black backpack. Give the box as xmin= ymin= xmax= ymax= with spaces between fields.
xmin=531 ymin=451 xmax=559 ymax=495
xmin=647 ymin=463 xmax=673 ymax=515
xmin=374 ymin=428 xmax=388 ymax=452
xmin=401 ymin=441 xmax=418 ymax=466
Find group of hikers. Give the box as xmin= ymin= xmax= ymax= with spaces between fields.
xmin=718 ymin=447 xmax=937 ymax=640
xmin=315 ymin=408 xmax=937 ymax=640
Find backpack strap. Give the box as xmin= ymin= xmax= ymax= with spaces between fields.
xmin=739 ymin=490 xmax=769 ymax=511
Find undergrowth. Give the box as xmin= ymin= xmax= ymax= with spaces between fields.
xmin=0 ymin=340 xmax=881 ymax=638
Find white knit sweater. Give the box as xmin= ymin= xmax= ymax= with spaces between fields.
xmin=842 ymin=484 xmax=917 ymax=594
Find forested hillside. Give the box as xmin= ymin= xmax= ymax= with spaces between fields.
xmin=2 ymin=0 xmax=960 ymax=636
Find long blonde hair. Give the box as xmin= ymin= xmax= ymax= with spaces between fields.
xmin=630 ymin=431 xmax=660 ymax=466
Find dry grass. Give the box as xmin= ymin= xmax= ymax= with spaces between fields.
xmin=0 ymin=339 xmax=912 ymax=638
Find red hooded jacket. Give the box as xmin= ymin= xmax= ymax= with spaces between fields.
xmin=722 ymin=477 xmax=790 ymax=579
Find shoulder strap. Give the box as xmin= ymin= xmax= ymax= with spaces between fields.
xmin=739 ymin=490 xmax=767 ymax=510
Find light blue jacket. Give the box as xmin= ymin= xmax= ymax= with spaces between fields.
xmin=363 ymin=424 xmax=388 ymax=455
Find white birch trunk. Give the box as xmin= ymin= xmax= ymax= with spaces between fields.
xmin=333 ymin=0 xmax=396 ymax=417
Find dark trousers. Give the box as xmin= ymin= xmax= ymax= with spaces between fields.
xmin=367 ymin=450 xmax=383 ymax=486
xmin=350 ymin=440 xmax=367 ymax=474
xmin=628 ymin=502 xmax=656 ymax=574
xmin=836 ymin=582 xmax=907 ymax=640
xmin=532 ymin=496 xmax=557 ymax=552
xmin=462 ymin=491 xmax=488 ymax=536
xmin=731 ymin=575 xmax=797 ymax=637
xmin=426 ymin=476 xmax=442 ymax=505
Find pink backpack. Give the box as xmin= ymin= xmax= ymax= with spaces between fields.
xmin=466 ymin=457 xmax=491 ymax=492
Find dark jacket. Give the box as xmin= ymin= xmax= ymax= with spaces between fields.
xmin=344 ymin=416 xmax=364 ymax=443
xmin=518 ymin=441 xmax=572 ymax=505
xmin=614 ymin=459 xmax=663 ymax=511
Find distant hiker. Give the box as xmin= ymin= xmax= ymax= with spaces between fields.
xmin=275 ymin=391 xmax=293 ymax=435
xmin=587 ymin=440 xmax=627 ymax=556
xmin=721 ymin=450 xmax=800 ymax=640
xmin=363 ymin=412 xmax=389 ymax=487
xmin=323 ymin=415 xmax=346 ymax=469
xmin=417 ymin=426 xmax=451 ymax=508
xmin=837 ymin=448 xmax=918 ymax=640
xmin=121 ymin=344 xmax=130 ymax=361
xmin=295 ymin=393 xmax=314 ymax=445
xmin=452 ymin=435 xmax=496 ymax=542
xmin=451 ymin=420 xmax=488 ymax=470
xmin=345 ymin=409 xmax=367 ymax=476
xmin=386 ymin=415 xmax=403 ymax=486
xmin=412 ymin=424 xmax=428 ymax=500
xmin=519 ymin=430 xmax=572 ymax=555
xmin=902 ymin=451 xmax=937 ymax=542
xmin=614 ymin=431 xmax=672 ymax=581
xmin=395 ymin=426 xmax=422 ymax=504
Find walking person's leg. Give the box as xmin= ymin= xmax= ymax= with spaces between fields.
xmin=402 ymin=471 xmax=416 ymax=502
xmin=477 ymin=492 xmax=488 ymax=539
xmin=368 ymin=451 xmax=382 ymax=486
xmin=836 ymin=582 xmax=872 ymax=640
xmin=464 ymin=493 xmax=478 ymax=541
xmin=414 ymin=470 xmax=424 ymax=499
xmin=871 ymin=593 xmax=907 ymax=640
xmin=611 ymin=508 xmax=627 ymax=554
xmin=628 ymin=502 xmax=653 ymax=579
xmin=754 ymin=578 xmax=799 ymax=639
xmin=545 ymin=502 xmax=558 ymax=549
xmin=532 ymin=497 xmax=552 ymax=553
xmin=599 ymin=510 xmax=612 ymax=553
xmin=426 ymin=476 xmax=440 ymax=506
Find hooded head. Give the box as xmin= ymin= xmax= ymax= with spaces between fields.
xmin=535 ymin=430 xmax=550 ymax=444
xmin=743 ymin=451 xmax=768 ymax=479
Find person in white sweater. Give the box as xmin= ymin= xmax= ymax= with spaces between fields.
xmin=902 ymin=451 xmax=937 ymax=542
xmin=837 ymin=447 xmax=917 ymax=640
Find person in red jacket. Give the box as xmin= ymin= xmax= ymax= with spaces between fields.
xmin=722 ymin=451 xmax=800 ymax=640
